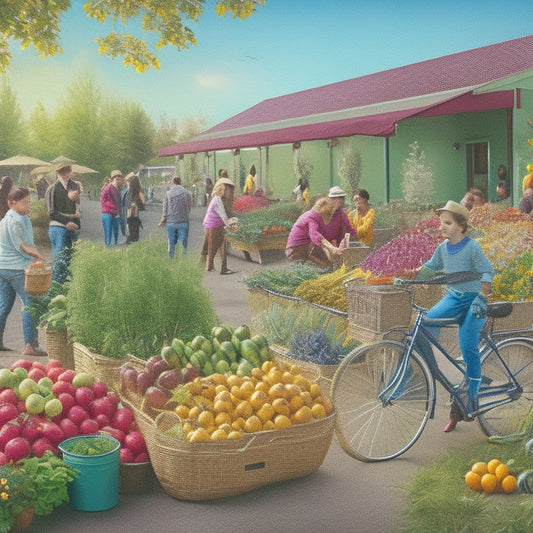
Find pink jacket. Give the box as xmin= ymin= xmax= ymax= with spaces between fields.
xmin=203 ymin=196 xmax=229 ymax=229
xmin=323 ymin=209 xmax=357 ymax=245
xmin=100 ymin=182 xmax=120 ymax=215
xmin=286 ymin=208 xmax=328 ymax=248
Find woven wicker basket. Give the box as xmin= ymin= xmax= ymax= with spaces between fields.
xmin=122 ymin=392 xmax=334 ymax=501
xmin=411 ymin=284 xmax=445 ymax=310
xmin=346 ymin=284 xmax=412 ymax=332
xmin=73 ymin=342 xmax=127 ymax=389
xmin=46 ymin=328 xmax=74 ymax=370
xmin=492 ymin=301 xmax=533 ymax=332
xmin=332 ymin=245 xmax=371 ymax=270
xmin=24 ymin=265 xmax=52 ymax=296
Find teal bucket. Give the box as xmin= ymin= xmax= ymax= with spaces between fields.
xmin=59 ymin=434 xmax=121 ymax=512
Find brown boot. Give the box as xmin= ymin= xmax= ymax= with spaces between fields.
xmin=443 ymin=412 xmax=463 ymax=432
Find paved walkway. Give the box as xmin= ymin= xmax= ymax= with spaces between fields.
xmin=2 ymin=197 xmax=487 ymax=533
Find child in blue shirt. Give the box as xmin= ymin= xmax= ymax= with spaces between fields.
xmin=418 ymin=200 xmax=494 ymax=432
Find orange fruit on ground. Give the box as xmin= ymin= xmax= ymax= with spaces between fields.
xmin=481 ymin=473 xmax=498 ymax=493
xmin=465 ymin=471 xmax=482 ymax=491
xmin=495 ymin=463 xmax=510 ymax=481
xmin=311 ymin=403 xmax=326 ymax=419
xmin=188 ymin=427 xmax=210 ymax=442
xmin=292 ymin=405 xmax=313 ymax=425
xmin=197 ymin=410 xmax=215 ymax=429
xmin=501 ymin=475 xmax=517 ymax=494
xmin=272 ymin=397 xmax=291 ymax=416
xmin=487 ymin=459 xmax=502 ymax=474
xmin=250 ymin=390 xmax=269 ymax=410
xmin=244 ymin=415 xmax=262 ymax=433
xmin=471 ymin=462 xmax=489 ymax=477
xmin=274 ymin=414 xmax=292 ymax=429
xmin=210 ymin=428 xmax=228 ymax=440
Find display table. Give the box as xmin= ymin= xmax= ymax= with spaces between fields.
xmin=226 ymin=233 xmax=289 ymax=264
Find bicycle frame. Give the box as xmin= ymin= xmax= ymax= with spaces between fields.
xmin=378 ymin=308 xmax=523 ymax=418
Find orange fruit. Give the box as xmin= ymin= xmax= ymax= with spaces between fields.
xmin=213 ymin=399 xmax=233 ymax=413
xmin=501 ymin=475 xmax=517 ymax=494
xmin=470 ymin=462 xmax=489 ymax=477
xmin=314 ymin=395 xmax=334 ymax=415
xmin=487 ymin=459 xmax=502 ymax=474
xmin=281 ymin=371 xmax=295 ymax=384
xmin=254 ymin=381 xmax=270 ymax=394
xmin=210 ymin=428 xmax=228 ymax=440
xmin=495 ymin=463 xmax=510 ymax=481
xmin=465 ymin=471 xmax=482 ymax=491
xmin=251 ymin=367 xmax=263 ymax=380
xmin=285 ymin=384 xmax=301 ymax=399
xmin=311 ymin=403 xmax=326 ymax=419
xmin=481 ymin=473 xmax=498 ymax=493
xmin=309 ymin=383 xmax=322 ymax=399
xmin=293 ymin=375 xmax=311 ymax=392
xmin=256 ymin=403 xmax=275 ymax=424
xmin=227 ymin=430 xmax=242 ymax=439
xmin=289 ymin=395 xmax=304 ymax=413
xmin=184 ymin=380 xmax=203 ymax=396
xmin=272 ymin=397 xmax=290 ymax=416
xmin=197 ymin=410 xmax=215 ymax=429
xmin=239 ymin=381 xmax=255 ymax=399
xmin=262 ymin=420 xmax=275 ymax=431
xmin=274 ymin=414 xmax=292 ymax=429
xmin=244 ymin=415 xmax=262 ymax=433
xmin=226 ymin=374 xmax=243 ymax=388
xmin=215 ymin=411 xmax=232 ymax=426
xmin=261 ymin=361 xmax=275 ymax=373
xmin=268 ymin=383 xmax=287 ymax=400
xmin=231 ymin=417 xmax=246 ymax=430
xmin=266 ymin=368 xmax=284 ymax=385
xmin=209 ymin=373 xmax=227 ymax=387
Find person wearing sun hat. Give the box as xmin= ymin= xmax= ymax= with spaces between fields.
xmin=202 ymin=174 xmax=238 ymax=274
xmin=45 ymin=163 xmax=81 ymax=282
xmin=322 ymin=186 xmax=357 ymax=252
xmin=414 ymin=200 xmax=494 ymax=433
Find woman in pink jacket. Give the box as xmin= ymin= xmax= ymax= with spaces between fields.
xmin=202 ymin=176 xmax=237 ymax=275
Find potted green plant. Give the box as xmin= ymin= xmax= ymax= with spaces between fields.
xmin=0 ymin=452 xmax=79 ymax=533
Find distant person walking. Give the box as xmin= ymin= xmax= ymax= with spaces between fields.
xmin=158 ymin=176 xmax=192 ymax=257
xmin=100 ymin=170 xmax=125 ymax=246
xmin=0 ymin=186 xmax=47 ymax=356
xmin=125 ymin=173 xmax=145 ymax=243
xmin=0 ymin=176 xmax=13 ymax=220
xmin=46 ymin=164 xmax=81 ymax=282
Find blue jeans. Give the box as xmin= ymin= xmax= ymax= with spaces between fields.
xmin=101 ymin=213 xmax=120 ymax=247
xmin=0 ymin=269 xmax=37 ymax=345
xmin=425 ymin=290 xmax=486 ymax=381
xmin=167 ymin=222 xmax=189 ymax=258
xmin=49 ymin=226 xmax=79 ymax=283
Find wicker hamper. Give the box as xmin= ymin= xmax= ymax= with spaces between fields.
xmin=332 ymin=244 xmax=371 ymax=270
xmin=73 ymin=342 xmax=127 ymax=389
xmin=24 ymin=265 xmax=52 ymax=296
xmin=46 ymin=328 xmax=74 ymax=370
xmin=346 ymin=284 xmax=412 ymax=333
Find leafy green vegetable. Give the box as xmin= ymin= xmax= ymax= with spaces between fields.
xmin=63 ymin=437 xmax=117 ymax=456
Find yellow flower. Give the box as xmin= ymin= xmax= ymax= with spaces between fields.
xmin=0 ymin=478 xmax=7 ymax=485
xmin=1 ymin=491 xmax=8 ymax=500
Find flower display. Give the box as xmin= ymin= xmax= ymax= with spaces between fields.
xmin=492 ymin=251 xmax=533 ymax=302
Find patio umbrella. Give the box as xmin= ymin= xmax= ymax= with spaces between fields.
xmin=50 ymin=155 xmax=77 ymax=166
xmin=30 ymin=163 xmax=99 ymax=176
xmin=0 ymin=154 xmax=51 ymax=168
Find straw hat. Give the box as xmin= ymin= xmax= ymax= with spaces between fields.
xmin=216 ymin=177 xmax=235 ymax=187
xmin=328 ymin=186 xmax=346 ymax=198
xmin=110 ymin=170 xmax=124 ymax=179
xmin=56 ymin=163 xmax=72 ymax=173
xmin=436 ymin=200 xmax=469 ymax=220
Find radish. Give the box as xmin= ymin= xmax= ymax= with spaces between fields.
xmin=100 ymin=426 xmax=125 ymax=445
xmin=31 ymin=361 xmax=46 ymax=372
xmin=52 ymin=380 xmax=75 ymax=397
xmin=79 ymin=418 xmax=99 ymax=435
xmin=0 ymin=403 xmax=19 ymax=425
xmin=94 ymin=414 xmax=111 ymax=428
xmin=119 ymin=447 xmax=135 ymax=463
xmin=74 ymin=386 xmax=94 ymax=408
xmin=90 ymin=396 xmax=116 ymax=420
xmin=27 ymin=367 xmax=46 ymax=382
xmin=20 ymin=414 xmax=42 ymax=442
xmin=123 ymin=430 xmax=146 ymax=456
xmin=32 ymin=437 xmax=57 ymax=458
xmin=107 ymin=391 xmax=121 ymax=410
xmin=0 ymin=388 xmax=19 ymax=405
xmin=5 ymin=436 xmax=31 ymax=461
xmin=134 ymin=451 xmax=150 ymax=463
xmin=0 ymin=421 xmax=21 ymax=451
xmin=38 ymin=420 xmax=65 ymax=446
xmin=59 ymin=418 xmax=78 ymax=439
xmin=112 ymin=407 xmax=135 ymax=433
xmin=58 ymin=392 xmax=76 ymax=414
xmin=0 ymin=452 xmax=7 ymax=465
xmin=45 ymin=359 xmax=63 ymax=372
xmin=92 ymin=381 xmax=108 ymax=398
xmin=68 ymin=405 xmax=90 ymax=427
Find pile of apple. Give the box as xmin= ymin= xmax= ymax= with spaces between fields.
xmin=0 ymin=358 xmax=148 ymax=465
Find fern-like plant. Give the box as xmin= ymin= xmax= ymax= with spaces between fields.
xmin=337 ymin=145 xmax=361 ymax=198
xmin=401 ymin=141 xmax=434 ymax=211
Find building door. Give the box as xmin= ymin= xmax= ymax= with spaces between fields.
xmin=466 ymin=141 xmax=488 ymax=199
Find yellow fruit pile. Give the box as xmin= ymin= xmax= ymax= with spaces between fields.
xmin=465 ymin=459 xmax=517 ymax=494
xmin=174 ymin=360 xmax=334 ymax=442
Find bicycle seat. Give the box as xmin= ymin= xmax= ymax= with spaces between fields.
xmin=421 ymin=314 xmax=465 ymax=327
xmin=487 ymin=302 xmax=513 ymax=319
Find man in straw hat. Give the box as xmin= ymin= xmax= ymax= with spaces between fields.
xmin=411 ymin=200 xmax=494 ymax=432
xmin=202 ymin=173 xmax=238 ymax=274
xmin=45 ymin=163 xmax=81 ymax=282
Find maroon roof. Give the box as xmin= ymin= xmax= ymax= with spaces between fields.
xmin=159 ymin=35 xmax=533 ymax=156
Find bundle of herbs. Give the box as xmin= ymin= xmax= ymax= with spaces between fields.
xmin=243 ymin=261 xmax=328 ymax=296
xmin=66 ymin=240 xmax=218 ymax=360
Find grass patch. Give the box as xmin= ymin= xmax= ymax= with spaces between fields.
xmin=401 ymin=440 xmax=533 ymax=533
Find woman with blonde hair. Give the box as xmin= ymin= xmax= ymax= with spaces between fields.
xmin=286 ymin=197 xmax=342 ymax=267
xmin=202 ymin=176 xmax=238 ymax=275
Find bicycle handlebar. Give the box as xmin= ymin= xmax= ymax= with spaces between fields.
xmin=393 ymin=271 xmax=482 ymax=287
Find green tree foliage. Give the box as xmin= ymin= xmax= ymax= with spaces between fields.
xmin=0 ymin=78 xmax=27 ymax=158
xmin=0 ymin=1 xmax=266 ymax=73
xmin=27 ymin=101 xmax=60 ymax=161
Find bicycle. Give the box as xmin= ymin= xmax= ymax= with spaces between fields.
xmin=331 ymin=275 xmax=533 ymax=462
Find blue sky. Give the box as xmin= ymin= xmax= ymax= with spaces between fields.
xmin=5 ymin=0 xmax=533 ymax=129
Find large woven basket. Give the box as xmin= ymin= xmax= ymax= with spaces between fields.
xmin=122 ymin=391 xmax=334 ymax=501
xmin=332 ymin=244 xmax=371 ymax=270
xmin=24 ymin=265 xmax=52 ymax=296
xmin=346 ymin=284 xmax=412 ymax=332
xmin=46 ymin=328 xmax=74 ymax=370
xmin=73 ymin=342 xmax=127 ymax=389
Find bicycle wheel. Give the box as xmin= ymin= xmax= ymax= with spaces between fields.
xmin=477 ymin=338 xmax=533 ymax=437
xmin=332 ymin=341 xmax=434 ymax=462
